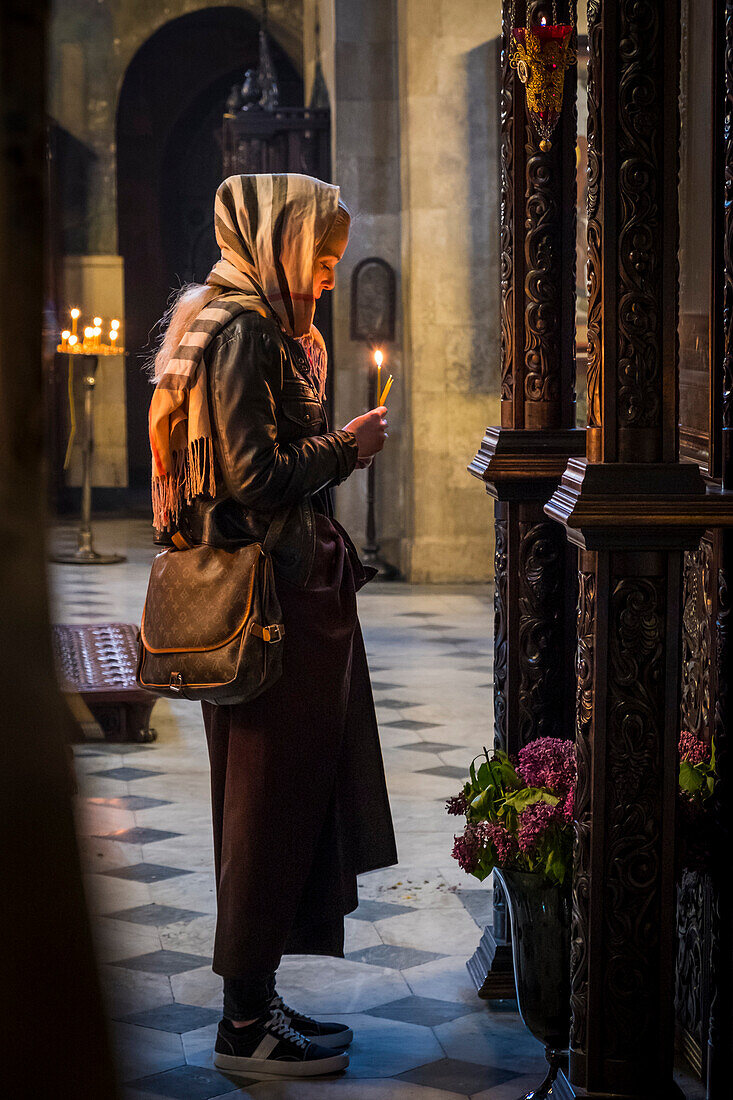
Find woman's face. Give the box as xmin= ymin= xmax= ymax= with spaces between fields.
xmin=313 ymin=216 xmax=350 ymax=299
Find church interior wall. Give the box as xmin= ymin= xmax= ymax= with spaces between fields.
xmin=49 ymin=0 xmax=502 ymax=583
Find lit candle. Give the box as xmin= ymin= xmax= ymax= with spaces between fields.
xmin=70 ymin=307 xmax=80 ymax=338
xmin=60 ymin=329 xmax=70 ymax=351
xmin=68 ymin=334 xmax=78 ymax=349
xmin=83 ymin=326 xmax=94 ymax=352
xmin=374 ymin=348 xmax=384 ymax=405
xmin=109 ymin=329 xmax=118 ymax=344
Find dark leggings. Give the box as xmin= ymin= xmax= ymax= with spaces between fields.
xmin=223 ymin=970 xmax=277 ymax=1020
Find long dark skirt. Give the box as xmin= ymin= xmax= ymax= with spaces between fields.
xmin=201 ymin=513 xmax=397 ymax=978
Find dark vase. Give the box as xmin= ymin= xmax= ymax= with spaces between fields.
xmin=494 ymin=867 xmax=572 ymax=1100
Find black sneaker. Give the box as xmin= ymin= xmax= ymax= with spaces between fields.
xmin=269 ymin=992 xmax=354 ymax=1048
xmin=213 ymin=1009 xmax=349 ymax=1077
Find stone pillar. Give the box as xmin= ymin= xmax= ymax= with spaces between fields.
xmin=545 ymin=1 xmax=718 ymax=1095
xmin=467 ymin=0 xmax=584 ymax=994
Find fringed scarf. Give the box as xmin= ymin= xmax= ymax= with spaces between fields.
xmin=149 ymin=172 xmax=340 ymax=531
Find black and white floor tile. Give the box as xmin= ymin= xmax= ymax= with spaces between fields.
xmin=51 ymin=519 xmax=704 ymax=1100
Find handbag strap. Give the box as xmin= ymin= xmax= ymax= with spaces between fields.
xmin=262 ymin=503 xmax=294 ymax=557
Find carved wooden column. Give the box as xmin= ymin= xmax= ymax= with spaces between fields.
xmin=468 ymin=0 xmax=584 ymax=995
xmin=545 ymin=0 xmax=723 ymax=1096
xmin=707 ymin=9 xmax=733 ymax=1087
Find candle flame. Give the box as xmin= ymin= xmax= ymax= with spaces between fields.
xmin=61 ymin=330 xmax=71 ymax=340
xmin=84 ymin=327 xmax=94 ymax=338
xmin=93 ymin=316 xmax=102 ymax=326
xmin=68 ymin=334 xmax=78 ymax=346
xmin=111 ymin=319 xmax=120 ymax=329
xmin=374 ymin=349 xmax=383 ymax=367
xmin=109 ymin=330 xmax=118 ymax=340
xmin=70 ymin=308 xmax=80 ymax=319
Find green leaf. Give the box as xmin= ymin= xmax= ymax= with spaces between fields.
xmin=505 ymin=787 xmax=559 ymax=812
xmin=679 ymin=759 xmax=704 ymax=795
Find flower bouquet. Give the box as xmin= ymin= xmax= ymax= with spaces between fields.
xmin=678 ymin=730 xmax=717 ymax=872
xmin=447 ymin=736 xmax=576 ymax=887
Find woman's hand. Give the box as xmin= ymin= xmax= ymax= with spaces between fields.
xmin=343 ymin=406 xmax=388 ymax=460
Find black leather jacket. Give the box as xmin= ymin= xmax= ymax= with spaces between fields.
xmin=158 ymin=310 xmax=358 ymax=586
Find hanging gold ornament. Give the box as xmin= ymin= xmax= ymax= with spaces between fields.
xmin=508 ymin=2 xmax=576 ymax=151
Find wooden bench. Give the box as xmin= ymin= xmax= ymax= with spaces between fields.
xmin=53 ymin=623 xmax=157 ymax=743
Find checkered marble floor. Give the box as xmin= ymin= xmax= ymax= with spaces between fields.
xmin=52 ymin=517 xmax=694 ymax=1100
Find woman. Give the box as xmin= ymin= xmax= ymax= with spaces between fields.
xmin=148 ymin=173 xmax=398 ymax=1077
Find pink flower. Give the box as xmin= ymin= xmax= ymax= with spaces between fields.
xmin=679 ymin=731 xmax=709 ymax=766
xmin=560 ymin=788 xmax=574 ymax=821
xmin=445 ymin=792 xmax=468 ymax=816
xmin=516 ymin=801 xmax=562 ymax=855
xmin=483 ymin=822 xmax=517 ymax=864
xmin=516 ymin=737 xmax=576 ymax=797
xmin=452 ymin=824 xmax=482 ymax=873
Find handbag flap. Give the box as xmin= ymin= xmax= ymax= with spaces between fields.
xmin=140 ymin=543 xmax=261 ymax=653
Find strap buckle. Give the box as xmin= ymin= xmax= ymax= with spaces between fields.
xmin=169 ymin=672 xmax=184 ymax=692
xmin=261 ymin=624 xmax=283 ymax=643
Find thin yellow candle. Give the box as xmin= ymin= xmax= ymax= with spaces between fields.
xmin=60 ymin=329 xmax=70 ymax=351
xmin=379 ymin=374 xmax=394 ymax=405
xmin=70 ymin=307 xmax=80 ymax=338
xmin=374 ymin=349 xmax=383 ymax=406
xmin=84 ymin=326 xmax=94 ymax=352
xmin=68 ymin=334 xmax=78 ymax=349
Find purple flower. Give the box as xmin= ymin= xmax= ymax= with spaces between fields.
xmin=516 ymin=737 xmax=576 ymax=798
xmin=516 ymin=801 xmax=562 ymax=855
xmin=483 ymin=822 xmax=517 ymax=864
xmin=452 ymin=824 xmax=482 ymax=873
xmin=445 ymin=791 xmax=468 ymax=816
xmin=679 ymin=731 xmax=709 ymax=767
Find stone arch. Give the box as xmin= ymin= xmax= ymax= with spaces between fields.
xmin=115 ymin=4 xmax=302 ymax=488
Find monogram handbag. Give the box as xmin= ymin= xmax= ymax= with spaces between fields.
xmin=136 ymin=507 xmax=291 ymax=705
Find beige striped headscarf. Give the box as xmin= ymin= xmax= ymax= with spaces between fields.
xmin=149 ymin=173 xmax=341 ymax=530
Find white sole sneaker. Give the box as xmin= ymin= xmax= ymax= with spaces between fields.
xmin=213 ymin=1049 xmax=349 ymax=1076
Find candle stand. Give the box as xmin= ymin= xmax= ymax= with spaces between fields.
xmin=361 ymin=355 xmax=399 ymax=580
xmin=51 ymin=354 xmax=126 ymax=565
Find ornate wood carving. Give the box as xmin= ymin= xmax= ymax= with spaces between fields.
xmin=581 ymin=0 xmax=680 ymax=466
xmin=604 ymin=572 xmax=667 ymax=1060
xmin=517 ymin=519 xmax=574 ymax=743
xmin=569 ymin=567 xmax=594 ymax=1057
xmin=680 ymin=543 xmax=713 ymax=739
xmin=524 ymin=147 xmax=561 ymax=410
xmin=493 ymin=505 xmax=509 ymax=749
xmin=500 ymin=3 xmax=515 ymax=412
xmin=675 ymin=869 xmax=710 ymax=1080
xmin=523 ymin=1 xmax=577 ymax=430
xmin=707 ymin=538 xmax=733 ymax=1096
xmin=585 ymin=0 xmax=602 ymax=432
xmin=499 ymin=0 xmax=577 ymax=429
xmin=723 ymin=0 xmax=733 ymax=483
xmin=616 ymin=1 xmax=663 ymax=440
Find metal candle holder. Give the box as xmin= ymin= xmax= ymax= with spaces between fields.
xmin=361 ymin=351 xmax=399 ymax=580
xmin=350 ymin=257 xmax=399 ymax=581
xmin=52 ymin=309 xmax=127 ymax=564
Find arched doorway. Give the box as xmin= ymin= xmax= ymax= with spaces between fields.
xmin=116 ymin=7 xmax=302 ymax=491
